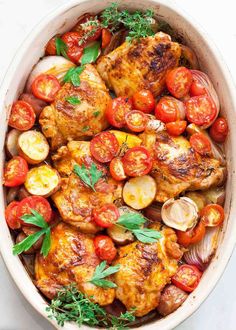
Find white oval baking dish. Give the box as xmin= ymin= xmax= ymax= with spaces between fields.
xmin=0 ymin=1 xmax=236 ymax=329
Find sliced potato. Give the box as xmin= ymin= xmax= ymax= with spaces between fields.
xmin=123 ymin=175 xmax=157 ymax=210
xmin=107 ymin=224 xmax=135 ymax=245
xmin=109 ymin=130 xmax=142 ymax=148
xmin=6 ymin=129 xmax=21 ymax=157
xmin=25 ymin=165 xmax=60 ymax=197
xmin=202 ymin=187 xmax=226 ymax=206
xmin=18 ymin=130 xmax=49 ymax=164
xmin=185 ymin=191 xmax=207 ymax=211
xmin=144 ymin=203 xmax=162 ymax=222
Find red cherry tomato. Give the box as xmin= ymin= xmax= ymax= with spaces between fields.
xmin=109 ymin=157 xmax=127 ymax=181
xmin=155 ymin=96 xmax=185 ymax=123
xmin=172 ymin=264 xmax=202 ymax=292
xmin=200 ymin=204 xmax=224 ymax=227
xmin=61 ymin=32 xmax=84 ymax=63
xmin=94 ymin=235 xmax=117 ymax=262
xmin=166 ymin=67 xmax=193 ymax=99
xmin=122 ymin=146 xmax=153 ymax=177
xmin=74 ymin=14 xmax=101 ymax=43
xmin=125 ymin=110 xmax=147 ymax=132
xmin=190 ymin=80 xmax=207 ymax=96
xmin=90 ymin=131 xmax=119 ymax=163
xmin=106 ymin=97 xmax=133 ymax=128
xmin=185 ymin=94 xmax=217 ymax=127
xmin=209 ymin=117 xmax=228 ymax=143
xmin=190 ymin=133 xmax=212 ymax=155
xmin=102 ymin=28 xmax=112 ymax=48
xmin=45 ymin=36 xmax=57 ymax=55
xmin=9 ymin=101 xmax=36 ymax=131
xmin=31 ymin=74 xmax=61 ymax=102
xmin=17 ymin=196 xmax=52 ymax=225
xmin=166 ymin=120 xmax=187 ymax=136
xmin=176 ymin=221 xmax=206 ymax=247
xmin=5 ymin=201 xmax=21 ymax=230
xmin=4 ymin=156 xmax=28 ymax=187
xmin=93 ymin=203 xmax=119 ymax=228
xmin=132 ymin=90 xmax=155 ymax=114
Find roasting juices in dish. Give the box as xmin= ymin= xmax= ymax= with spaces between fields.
xmin=3 ymin=2 xmax=228 ymax=328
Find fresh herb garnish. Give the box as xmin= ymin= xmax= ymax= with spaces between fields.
xmin=12 ymin=210 xmax=51 ymax=257
xmin=73 ymin=163 xmax=103 ymax=191
xmin=93 ymin=110 xmax=100 ymax=117
xmin=65 ymin=96 xmax=81 ymax=105
xmin=79 ymin=18 xmax=100 ymax=46
xmin=46 ymin=283 xmax=135 ymax=328
xmin=63 ymin=66 xmax=85 ymax=87
xmin=81 ymin=42 xmax=100 ymax=65
xmin=117 ymin=213 xmax=162 ymax=243
xmin=82 ymin=125 xmax=90 ymax=132
xmin=89 ymin=261 xmax=120 ymax=288
xmin=55 ymin=37 xmax=68 ymax=58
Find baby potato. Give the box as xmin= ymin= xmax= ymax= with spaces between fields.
xmin=107 ymin=225 xmax=135 ymax=246
xmin=18 ymin=130 xmax=49 ymax=164
xmin=185 ymin=191 xmax=207 ymax=211
xmin=123 ymin=175 xmax=157 ymax=210
xmin=25 ymin=165 xmax=60 ymax=197
xmin=6 ymin=129 xmax=21 ymax=157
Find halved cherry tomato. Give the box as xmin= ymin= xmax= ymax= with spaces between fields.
xmin=5 ymin=201 xmax=21 ymax=229
xmin=4 ymin=156 xmax=28 ymax=187
xmin=166 ymin=120 xmax=187 ymax=136
xmin=132 ymin=90 xmax=155 ymax=114
xmin=102 ymin=28 xmax=112 ymax=48
xmin=122 ymin=146 xmax=153 ymax=177
xmin=185 ymin=94 xmax=217 ymax=127
xmin=106 ymin=97 xmax=133 ymax=128
xmin=45 ymin=36 xmax=57 ymax=55
xmin=209 ymin=117 xmax=228 ymax=143
xmin=190 ymin=80 xmax=206 ymax=96
xmin=17 ymin=196 xmax=52 ymax=225
xmin=9 ymin=101 xmax=36 ymax=131
xmin=90 ymin=131 xmax=119 ymax=163
xmin=172 ymin=264 xmax=202 ymax=292
xmin=74 ymin=14 xmax=101 ymax=43
xmin=200 ymin=204 xmax=224 ymax=227
xmin=31 ymin=74 xmax=61 ymax=102
xmin=93 ymin=203 xmax=119 ymax=228
xmin=125 ymin=110 xmax=147 ymax=132
xmin=166 ymin=67 xmax=193 ymax=99
xmin=155 ymin=96 xmax=185 ymax=123
xmin=94 ymin=235 xmax=117 ymax=262
xmin=109 ymin=157 xmax=127 ymax=181
xmin=176 ymin=221 xmax=206 ymax=247
xmin=190 ymin=133 xmax=211 ymax=155
xmin=61 ymin=32 xmax=84 ymax=63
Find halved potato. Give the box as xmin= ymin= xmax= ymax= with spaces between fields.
xmin=202 ymin=187 xmax=226 ymax=206
xmin=185 ymin=191 xmax=207 ymax=211
xmin=18 ymin=130 xmax=49 ymax=164
xmin=6 ymin=129 xmax=21 ymax=157
xmin=25 ymin=165 xmax=60 ymax=197
xmin=107 ymin=225 xmax=135 ymax=245
xmin=123 ymin=175 xmax=157 ymax=210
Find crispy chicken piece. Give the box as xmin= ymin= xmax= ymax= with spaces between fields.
xmin=114 ymin=224 xmax=183 ymax=317
xmin=51 ymin=140 xmax=123 ymax=233
xmin=139 ymin=131 xmax=225 ymax=202
xmin=96 ymin=32 xmax=181 ymax=97
xmin=35 ymin=222 xmax=115 ymax=305
xmin=39 ymin=64 xmax=110 ymax=150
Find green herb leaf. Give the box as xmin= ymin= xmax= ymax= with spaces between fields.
xmin=21 ymin=209 xmax=48 ymax=229
xmin=93 ymin=110 xmax=100 ymax=117
xmin=117 ymin=212 xmax=146 ymax=230
xmin=73 ymin=163 xmax=103 ymax=191
xmin=65 ymin=96 xmax=81 ymax=105
xmin=55 ymin=37 xmax=68 ymax=58
xmin=63 ymin=66 xmax=85 ymax=86
xmin=90 ymin=279 xmax=117 ymax=288
xmin=81 ymin=42 xmax=100 ymax=65
xmin=90 ymin=162 xmax=103 ymax=187
xmin=132 ymin=228 xmax=162 ymax=243
xmin=89 ymin=261 xmax=120 ymax=288
xmin=82 ymin=125 xmax=90 ymax=132
xmin=41 ymin=228 xmax=51 ymax=257
xmin=13 ymin=229 xmax=47 ymax=255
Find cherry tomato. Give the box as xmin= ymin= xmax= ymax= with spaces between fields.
xmin=4 ymin=156 xmax=28 ymax=187
xmin=5 ymin=201 xmax=21 ymax=230
xmin=176 ymin=221 xmax=206 ymax=247
xmin=166 ymin=67 xmax=193 ymax=99
xmin=9 ymin=100 xmax=36 ymax=131
xmin=132 ymin=90 xmax=155 ymax=114
xmin=185 ymin=94 xmax=217 ymax=127
xmin=166 ymin=120 xmax=187 ymax=136
xmin=74 ymin=14 xmax=101 ymax=43
xmin=122 ymin=146 xmax=153 ymax=177
xmin=90 ymin=131 xmax=119 ymax=163
xmin=190 ymin=80 xmax=206 ymax=96
xmin=200 ymin=204 xmax=224 ymax=227
xmin=172 ymin=264 xmax=202 ymax=292
xmin=31 ymin=74 xmax=61 ymax=102
xmin=17 ymin=196 xmax=52 ymax=225
xmin=209 ymin=117 xmax=228 ymax=143
xmin=102 ymin=28 xmax=112 ymax=48
xmin=45 ymin=36 xmax=57 ymax=55
xmin=94 ymin=235 xmax=117 ymax=262
xmin=155 ymin=96 xmax=184 ymax=123
xmin=106 ymin=97 xmax=133 ymax=128
xmin=109 ymin=157 xmax=127 ymax=181
xmin=61 ymin=32 xmax=84 ymax=63
xmin=93 ymin=203 xmax=119 ymax=228
xmin=125 ymin=110 xmax=147 ymax=132
xmin=190 ymin=133 xmax=212 ymax=155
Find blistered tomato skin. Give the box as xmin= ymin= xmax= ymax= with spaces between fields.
xmin=94 ymin=235 xmax=117 ymax=262
xmin=31 ymin=74 xmax=61 ymax=102
xmin=9 ymin=101 xmax=36 ymax=131
xmin=132 ymin=89 xmax=155 ymax=114
xmin=166 ymin=67 xmax=193 ymax=99
xmin=106 ymin=97 xmax=133 ymax=128
xmin=5 ymin=201 xmax=21 ymax=229
xmin=90 ymin=131 xmax=119 ymax=163
xmin=93 ymin=204 xmax=119 ymax=228
xmin=4 ymin=156 xmax=28 ymax=187
xmin=209 ymin=117 xmax=229 ymax=143
xmin=122 ymin=146 xmax=153 ymax=177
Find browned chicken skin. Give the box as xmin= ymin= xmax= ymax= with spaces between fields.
xmin=35 ymin=222 xmax=115 ymax=305
xmin=96 ymin=32 xmax=181 ymax=97
xmin=39 ymin=64 xmax=110 ymax=150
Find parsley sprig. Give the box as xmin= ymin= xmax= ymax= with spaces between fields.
xmin=65 ymin=96 xmax=81 ymax=105
xmin=89 ymin=261 xmax=120 ymax=288
xmin=12 ymin=210 xmax=51 ymax=257
xmin=73 ymin=163 xmax=103 ymax=192
xmin=81 ymin=41 xmax=100 ymax=65
xmin=55 ymin=37 xmax=68 ymax=58
xmin=63 ymin=66 xmax=85 ymax=86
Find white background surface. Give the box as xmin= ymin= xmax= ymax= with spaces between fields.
xmin=0 ymin=0 xmax=236 ymax=329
